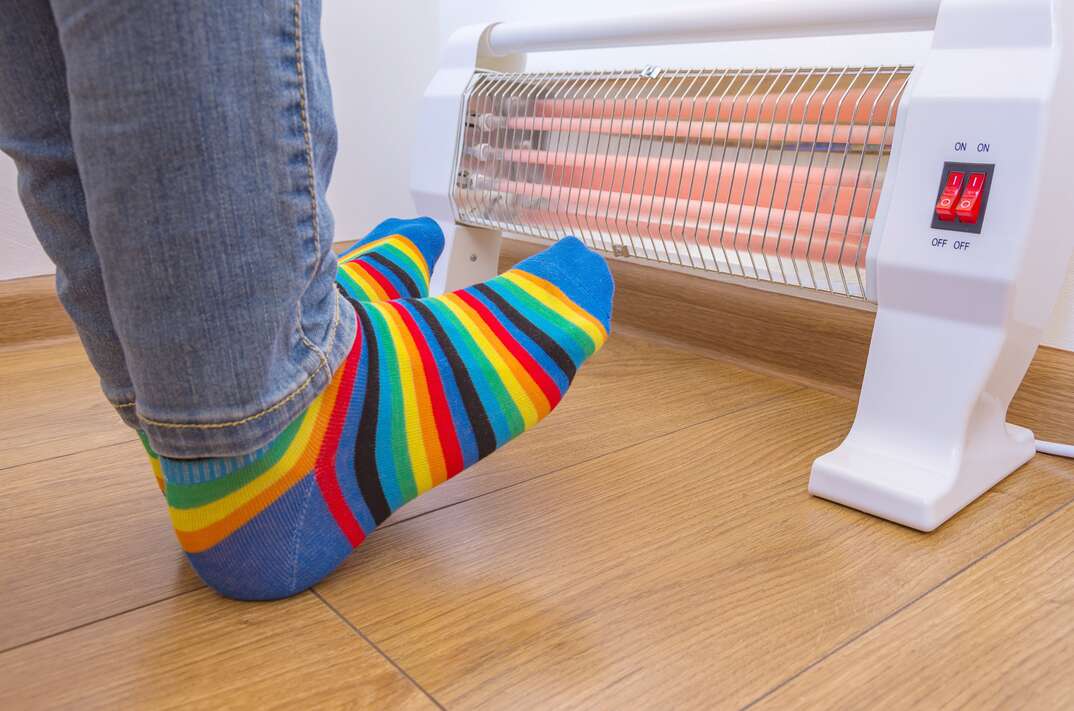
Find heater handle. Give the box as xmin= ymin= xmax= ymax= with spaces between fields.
xmin=484 ymin=0 xmax=940 ymax=56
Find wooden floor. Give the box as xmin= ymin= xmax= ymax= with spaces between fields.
xmin=2 ymin=331 xmax=1074 ymax=709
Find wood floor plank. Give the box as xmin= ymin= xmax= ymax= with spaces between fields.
xmin=317 ymin=388 xmax=1074 ymax=710
xmin=0 ymin=440 xmax=200 ymax=651
xmin=0 ymin=338 xmax=134 ymax=469
xmin=753 ymin=497 xmax=1074 ymax=710
xmin=0 ymin=588 xmax=438 ymax=710
xmin=388 ymin=332 xmax=799 ymax=523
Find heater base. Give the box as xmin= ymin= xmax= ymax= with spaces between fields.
xmin=810 ymin=423 xmax=1036 ymax=531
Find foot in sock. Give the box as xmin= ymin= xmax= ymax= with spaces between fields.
xmin=335 ymin=217 xmax=444 ymax=301
xmin=153 ymin=237 xmax=612 ymax=600
xmin=141 ymin=217 xmax=446 ymax=494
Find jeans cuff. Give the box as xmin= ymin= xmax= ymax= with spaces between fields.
xmin=109 ymin=398 xmax=141 ymax=429
xmin=137 ymin=290 xmax=358 ymax=459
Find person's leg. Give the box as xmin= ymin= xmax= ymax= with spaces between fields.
xmin=142 ymin=215 xmax=447 ymax=493
xmin=45 ymin=0 xmax=354 ymax=458
xmin=0 ymin=0 xmax=137 ymax=422
xmin=151 ymin=237 xmax=613 ymax=600
xmin=1 ymin=1 xmax=444 ymax=497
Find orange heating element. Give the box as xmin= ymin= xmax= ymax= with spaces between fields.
xmin=454 ymin=69 xmax=910 ymax=288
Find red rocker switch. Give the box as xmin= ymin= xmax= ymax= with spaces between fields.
xmin=932 ymin=162 xmax=993 ymax=234
xmin=934 ymin=171 xmax=964 ymax=221
xmin=954 ymin=172 xmax=987 ymax=224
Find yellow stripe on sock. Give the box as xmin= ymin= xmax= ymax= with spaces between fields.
xmin=340 ymin=261 xmax=388 ymax=301
xmin=346 ymin=234 xmax=430 ymax=285
xmin=440 ymin=294 xmax=540 ymax=429
xmin=150 ymin=457 xmax=165 ymax=493
xmin=368 ymin=303 xmax=433 ymax=494
xmin=168 ymin=393 xmax=327 ymax=535
xmin=502 ymin=270 xmax=607 ymax=349
xmin=377 ymin=303 xmax=447 ymax=489
xmin=448 ymin=293 xmax=551 ymax=419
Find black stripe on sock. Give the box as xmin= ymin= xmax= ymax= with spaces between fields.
xmin=365 ymin=252 xmax=422 ymax=297
xmin=350 ymin=303 xmax=393 ymax=524
xmin=473 ymin=283 xmax=577 ymax=383
xmin=409 ymin=299 xmax=498 ymax=459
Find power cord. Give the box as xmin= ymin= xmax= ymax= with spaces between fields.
xmin=1036 ymin=440 xmax=1074 ymax=459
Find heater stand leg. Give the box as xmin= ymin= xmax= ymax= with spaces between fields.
xmin=430 ymin=223 xmax=502 ymax=295
xmin=810 ymin=422 xmax=1035 ymax=532
xmin=810 ymin=306 xmax=1039 ymax=531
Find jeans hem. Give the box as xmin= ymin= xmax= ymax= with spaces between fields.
xmin=138 ymin=290 xmax=357 ymax=458
xmin=110 ymin=398 xmax=141 ymax=429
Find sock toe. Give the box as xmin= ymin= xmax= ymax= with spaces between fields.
xmin=349 ymin=216 xmax=445 ymax=272
xmin=514 ymin=236 xmax=614 ymax=330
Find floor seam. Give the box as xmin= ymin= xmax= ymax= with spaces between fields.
xmin=0 ymin=436 xmax=140 ymax=472
xmin=382 ymin=385 xmax=805 ymax=530
xmin=0 ymin=587 xmax=199 ymax=656
xmin=739 ymin=493 xmax=1074 ymax=710
xmin=311 ymin=588 xmax=447 ymax=710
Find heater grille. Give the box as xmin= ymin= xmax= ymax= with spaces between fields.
xmin=450 ymin=65 xmax=911 ymax=298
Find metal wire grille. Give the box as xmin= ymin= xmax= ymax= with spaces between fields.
xmin=450 ymin=65 xmax=911 ymax=298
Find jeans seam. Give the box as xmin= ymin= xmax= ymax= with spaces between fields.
xmin=138 ymin=1 xmax=342 ymax=435
xmin=292 ymin=0 xmax=320 ymax=261
xmin=291 ymin=0 xmax=331 ymax=378
xmin=136 ymin=290 xmax=344 ymax=430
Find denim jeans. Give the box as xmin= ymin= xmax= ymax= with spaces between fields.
xmin=0 ymin=0 xmax=356 ymax=457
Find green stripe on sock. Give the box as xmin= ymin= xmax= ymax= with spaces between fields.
xmin=365 ymin=306 xmax=418 ymax=502
xmin=164 ymin=415 xmax=305 ymax=509
xmin=426 ymin=297 xmax=526 ymax=439
xmin=489 ymin=276 xmax=597 ymax=358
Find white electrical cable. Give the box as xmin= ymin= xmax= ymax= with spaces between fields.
xmin=1036 ymin=440 xmax=1074 ymax=459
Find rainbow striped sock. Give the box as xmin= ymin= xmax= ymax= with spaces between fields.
xmin=141 ymin=218 xmax=445 ymax=495
xmin=334 ymin=217 xmax=444 ymax=301
xmin=155 ymin=237 xmax=613 ymax=600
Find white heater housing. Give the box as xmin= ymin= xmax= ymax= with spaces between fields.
xmin=411 ymin=0 xmax=1074 ymax=531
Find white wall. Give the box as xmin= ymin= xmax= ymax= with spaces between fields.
xmin=0 ymin=1 xmax=441 ymax=281
xmin=0 ymin=160 xmax=54 ymax=280
xmin=322 ymin=0 xmax=440 ymax=245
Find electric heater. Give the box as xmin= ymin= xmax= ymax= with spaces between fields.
xmin=411 ymin=0 xmax=1074 ymax=530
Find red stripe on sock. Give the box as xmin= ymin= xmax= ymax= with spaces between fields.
xmin=456 ymin=290 xmax=562 ymax=410
xmin=314 ymin=337 xmax=366 ymax=547
xmin=353 ymin=259 xmax=401 ymax=299
xmin=388 ymin=301 xmax=465 ymax=478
